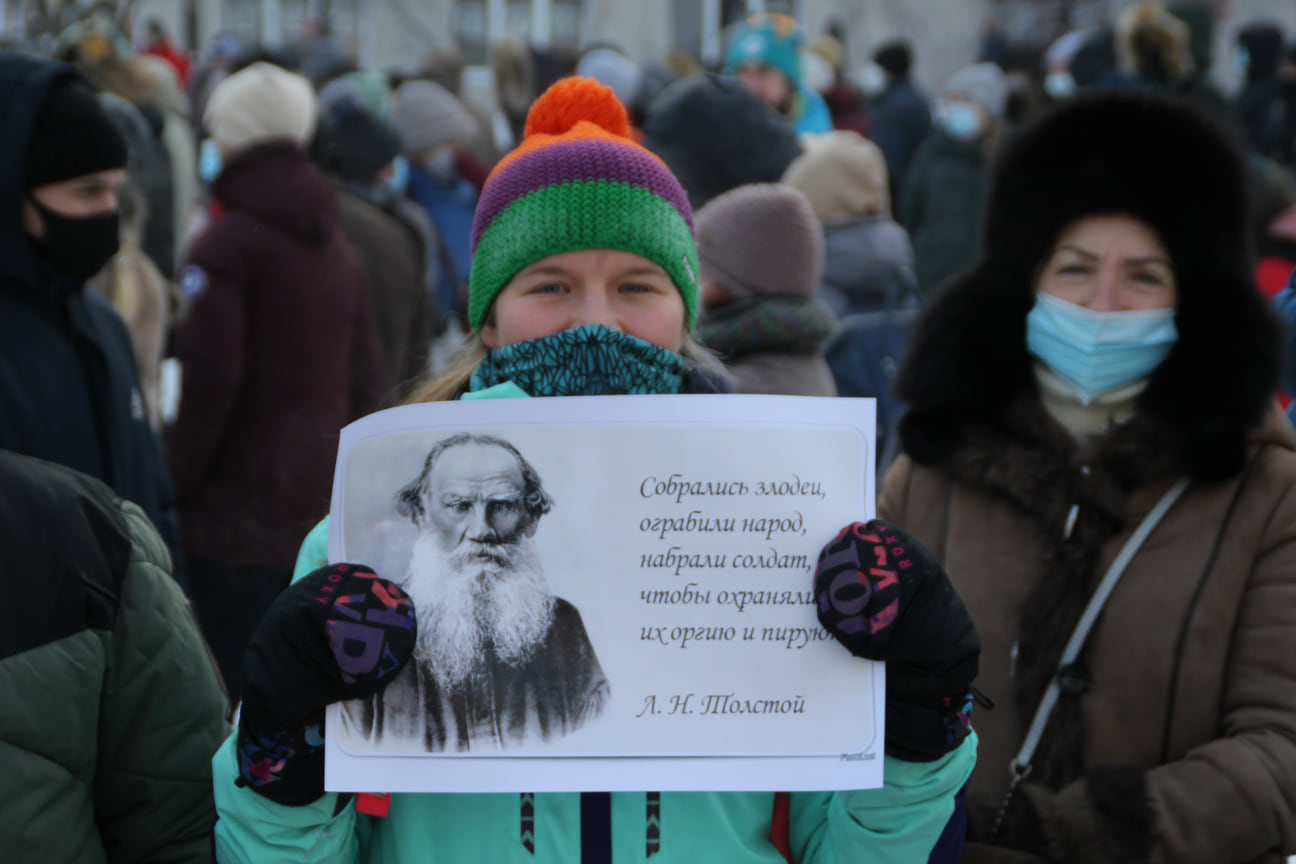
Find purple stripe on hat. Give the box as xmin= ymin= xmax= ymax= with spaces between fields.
xmin=472 ymin=136 xmax=694 ymax=249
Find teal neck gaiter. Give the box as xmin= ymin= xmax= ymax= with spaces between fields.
xmin=469 ymin=324 xmax=686 ymax=397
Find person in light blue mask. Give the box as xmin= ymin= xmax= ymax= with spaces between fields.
xmin=902 ymin=62 xmax=1006 ymax=295
xmin=880 ymin=88 xmax=1296 ymax=862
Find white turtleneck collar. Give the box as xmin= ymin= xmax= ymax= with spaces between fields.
xmin=1033 ymin=362 xmax=1147 ymax=442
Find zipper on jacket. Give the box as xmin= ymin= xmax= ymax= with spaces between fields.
xmin=1063 ymin=465 xmax=1089 ymax=540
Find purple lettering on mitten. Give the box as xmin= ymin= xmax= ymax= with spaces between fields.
xmin=813 ymin=519 xmax=982 ymax=762
xmin=323 ymin=571 xmax=415 ymax=685
xmin=814 ymin=521 xmax=904 ymax=656
xmin=237 ymin=563 xmax=418 ymax=806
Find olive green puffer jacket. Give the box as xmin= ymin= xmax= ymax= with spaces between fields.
xmin=0 ymin=450 xmax=231 ymax=863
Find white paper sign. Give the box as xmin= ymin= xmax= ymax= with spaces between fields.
xmin=325 ymin=395 xmax=884 ymax=792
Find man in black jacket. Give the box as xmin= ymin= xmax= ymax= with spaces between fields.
xmin=0 ymin=52 xmax=180 ymax=569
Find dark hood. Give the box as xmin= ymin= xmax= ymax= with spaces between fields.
xmin=0 ymin=53 xmax=87 ymax=303
xmin=1238 ymin=23 xmax=1284 ymax=82
xmin=212 ymin=141 xmax=339 ymax=246
xmin=822 ymin=217 xmax=914 ymax=305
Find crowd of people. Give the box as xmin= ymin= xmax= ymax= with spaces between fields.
xmin=2 ymin=2 xmax=1296 ymax=862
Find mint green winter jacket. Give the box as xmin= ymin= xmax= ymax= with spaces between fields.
xmin=211 ymin=513 xmax=976 ymax=863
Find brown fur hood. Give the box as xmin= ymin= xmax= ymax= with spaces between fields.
xmin=895 ymin=89 xmax=1282 ymax=485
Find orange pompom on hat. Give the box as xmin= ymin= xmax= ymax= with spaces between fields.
xmin=467 ymin=77 xmax=698 ymax=331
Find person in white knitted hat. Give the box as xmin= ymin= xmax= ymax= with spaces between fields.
xmin=204 ymin=61 xmax=318 ymax=163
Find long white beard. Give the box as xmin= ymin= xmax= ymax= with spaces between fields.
xmin=402 ymin=531 xmax=556 ymax=690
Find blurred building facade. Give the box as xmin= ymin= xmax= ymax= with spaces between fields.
xmin=1 ymin=0 xmax=1293 ymax=99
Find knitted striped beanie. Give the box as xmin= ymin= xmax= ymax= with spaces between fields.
xmin=468 ymin=77 xmax=699 ymax=331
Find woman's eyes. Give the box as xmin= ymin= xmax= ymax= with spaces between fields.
xmin=1053 ymin=263 xmax=1168 ymax=288
xmin=528 ymin=282 xmax=566 ymax=295
xmin=520 ymin=280 xmax=667 ymax=296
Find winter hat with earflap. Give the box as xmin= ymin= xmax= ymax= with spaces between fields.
xmin=468 ymin=76 xmax=699 ymax=331
xmin=724 ymin=13 xmax=805 ymax=88
xmin=695 ymin=183 xmax=824 ymax=300
xmin=895 ymin=88 xmax=1279 ymax=483
xmin=204 ymin=62 xmax=318 ymax=158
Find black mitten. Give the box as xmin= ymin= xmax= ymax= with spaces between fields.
xmin=814 ymin=519 xmax=981 ymax=761
xmin=236 ymin=564 xmax=416 ymax=805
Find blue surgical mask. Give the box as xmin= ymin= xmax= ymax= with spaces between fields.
xmin=1026 ymin=293 xmax=1178 ymax=404
xmin=199 ymin=138 xmax=223 ymax=184
xmin=1044 ymin=71 xmax=1076 ymax=100
xmin=941 ymin=102 xmax=983 ymax=141
xmin=425 ymin=147 xmax=457 ymax=180
xmin=388 ymin=155 xmax=410 ymax=195
xmin=470 ymin=324 xmax=685 ymax=397
xmin=861 ymin=63 xmax=889 ymax=98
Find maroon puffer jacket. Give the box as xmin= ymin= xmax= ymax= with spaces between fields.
xmin=168 ymin=141 xmax=382 ymax=569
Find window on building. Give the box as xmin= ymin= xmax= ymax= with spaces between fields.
xmin=226 ymin=0 xmax=261 ymax=45
xmin=323 ymin=0 xmax=360 ymax=54
xmin=721 ymin=0 xmax=749 ymax=30
xmin=506 ymin=0 xmax=531 ymax=40
xmin=455 ymin=0 xmax=488 ymax=63
xmin=454 ymin=0 xmax=584 ymax=59
xmin=282 ymin=0 xmax=309 ymax=42
xmin=552 ymin=0 xmax=582 ymax=47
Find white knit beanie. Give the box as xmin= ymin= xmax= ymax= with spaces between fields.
xmin=204 ymin=62 xmax=318 ymax=158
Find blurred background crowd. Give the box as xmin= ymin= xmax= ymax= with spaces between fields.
xmin=3 ymin=0 xmax=1296 ymax=697
xmin=4 ymin=3 xmax=1296 ymax=861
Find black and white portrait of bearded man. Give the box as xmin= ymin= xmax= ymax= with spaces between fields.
xmin=349 ymin=432 xmax=608 ymax=752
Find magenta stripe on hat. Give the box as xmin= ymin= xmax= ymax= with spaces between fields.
xmin=471 ymin=136 xmax=694 ymax=250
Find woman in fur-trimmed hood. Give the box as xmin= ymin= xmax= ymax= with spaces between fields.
xmin=879 ymin=89 xmax=1296 ymax=863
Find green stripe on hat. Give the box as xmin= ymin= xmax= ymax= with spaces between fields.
xmin=469 ymin=179 xmax=699 ymax=332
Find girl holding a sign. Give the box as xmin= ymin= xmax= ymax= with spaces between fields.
xmin=211 ymin=78 xmax=980 ymax=863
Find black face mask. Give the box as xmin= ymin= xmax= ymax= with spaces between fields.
xmin=28 ymin=196 xmax=121 ymax=282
